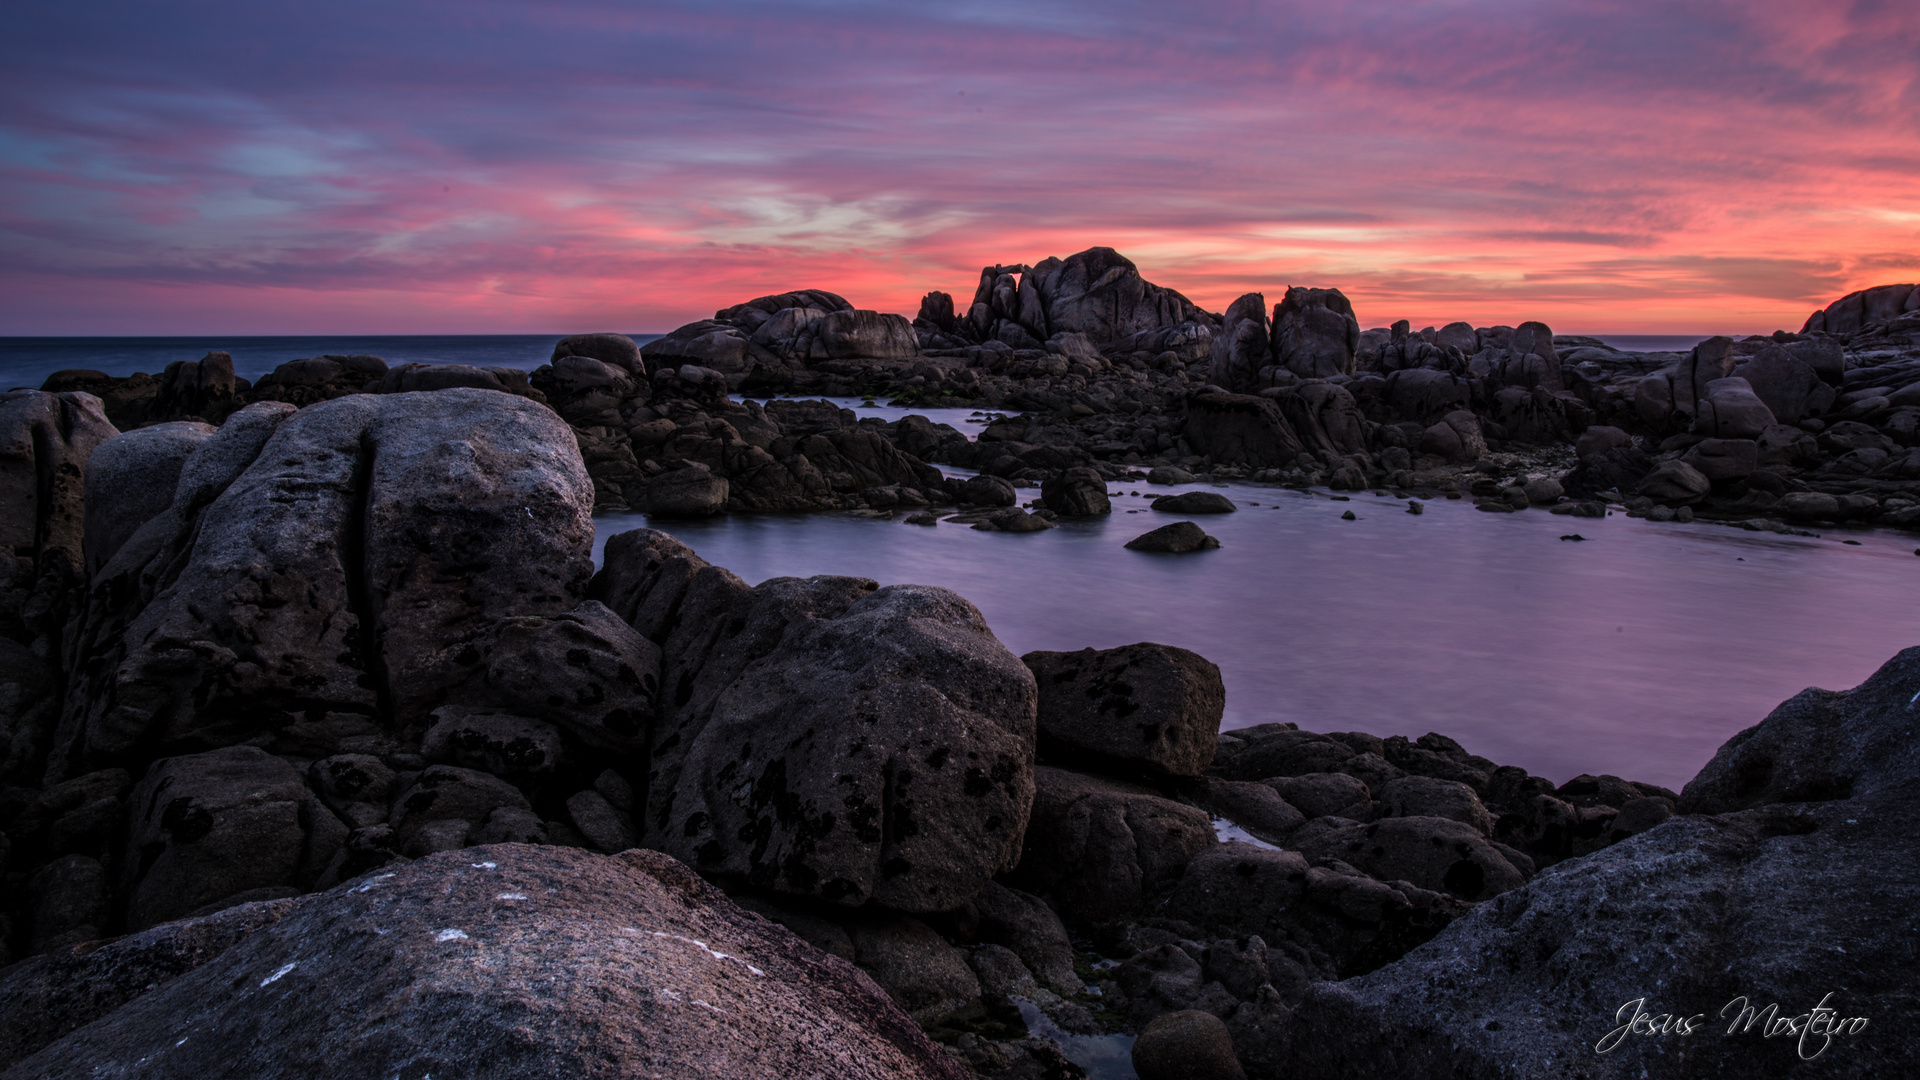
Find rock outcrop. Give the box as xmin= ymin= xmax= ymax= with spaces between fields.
xmin=0 ymin=845 xmax=969 ymax=1080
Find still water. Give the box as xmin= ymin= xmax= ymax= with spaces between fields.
xmin=595 ymin=484 xmax=1920 ymax=793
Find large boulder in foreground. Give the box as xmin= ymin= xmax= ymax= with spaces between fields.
xmin=603 ymin=531 xmax=1038 ymax=913
xmin=0 ymin=845 xmax=967 ymax=1080
xmin=1022 ymin=643 xmax=1225 ymax=778
xmin=1270 ymin=647 xmax=1920 ymax=1079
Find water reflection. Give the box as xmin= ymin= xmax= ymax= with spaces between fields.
xmin=594 ymin=483 xmax=1920 ymax=791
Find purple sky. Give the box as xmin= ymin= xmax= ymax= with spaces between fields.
xmin=3 ymin=0 xmax=1917 ymax=334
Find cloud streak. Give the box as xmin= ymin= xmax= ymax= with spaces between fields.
xmin=2 ymin=0 xmax=1917 ymax=334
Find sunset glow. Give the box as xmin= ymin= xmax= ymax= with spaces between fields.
xmin=4 ymin=0 xmax=1918 ymax=335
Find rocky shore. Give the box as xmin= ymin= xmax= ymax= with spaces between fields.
xmin=20 ymin=252 xmax=1920 ymax=538
xmin=1 ymin=377 xmax=1914 ymax=1076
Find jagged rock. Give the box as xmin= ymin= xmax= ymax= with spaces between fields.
xmin=637 ymin=571 xmax=1037 ymax=913
xmin=1 ymin=390 xmax=119 ymax=583
xmin=1124 ymin=521 xmax=1220 ymax=553
xmin=1009 ymin=766 xmax=1214 ymax=924
xmin=120 ymin=746 xmax=345 ymax=931
xmin=1272 ymin=288 xmax=1360 ymax=379
xmin=80 ymin=421 xmax=214 ymax=576
xmin=0 ymin=846 xmax=970 ymax=1080
xmin=1804 ymin=281 xmax=1920 ymax=335
xmin=54 ymin=389 xmax=594 ymax=775
xmin=1023 ymin=248 xmax=1211 ymax=345
xmin=152 ymin=352 xmax=241 ymax=423
xmin=1211 ymin=293 xmax=1273 ymax=393
xmin=1275 ymin=696 xmax=1919 ymax=1080
xmin=1183 ymin=392 xmax=1306 ymax=467
xmin=1022 ymin=643 xmax=1224 ymax=778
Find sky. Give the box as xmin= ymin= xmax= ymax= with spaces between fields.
xmin=2 ymin=0 xmax=1917 ymax=336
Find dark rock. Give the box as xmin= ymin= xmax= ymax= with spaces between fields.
xmin=1215 ymin=728 xmax=1356 ymax=781
xmin=1680 ymin=437 xmax=1760 ymax=482
xmin=307 ymin=754 xmax=399 ymax=830
xmin=55 ymin=389 xmax=594 ymax=775
xmin=1291 ymin=817 xmax=1526 ymax=900
xmin=1272 ymin=288 xmax=1360 ymax=379
xmin=1694 ymin=377 xmax=1778 ymax=438
xmin=1259 ymin=772 xmax=1372 ymax=819
xmin=1022 ymin=642 xmax=1225 ymax=778
xmin=24 ymin=854 xmax=110 ymax=954
xmin=458 ymin=600 xmax=661 ymax=754
xmin=152 ymin=352 xmax=241 ymax=423
xmin=1150 ymin=491 xmax=1236 ymax=514
xmin=1040 ymin=466 xmax=1111 ymax=516
xmin=1637 ymin=458 xmax=1711 ymax=506
xmin=1681 ymin=645 xmax=1920 ymax=814
xmin=1574 ymin=425 xmax=1632 ymax=460
xmin=641 ymin=462 xmax=730 ymax=516
xmin=1124 ymin=521 xmax=1220 ymax=553
xmin=565 ymin=788 xmax=635 ymax=853
xmin=1025 ymin=248 xmax=1211 ymax=345
xmin=1210 ymin=293 xmax=1273 ymax=393
xmin=1182 ymin=393 xmax=1305 ymax=468
xmin=1 ymin=389 xmax=118 ymax=582
xmin=120 ymin=746 xmax=346 ymax=931
xmin=1735 ymin=344 xmax=1835 ymax=423
xmin=1132 ymin=1009 xmax=1247 ymax=1080
xmin=1377 ymin=776 xmax=1493 ymax=835
xmin=1418 ymin=411 xmax=1487 ymax=464
xmin=0 ymin=846 xmax=969 ymax=1080
xmin=642 ymin=577 xmax=1037 ymax=913
xmin=1011 ymin=766 xmax=1214 ymax=924
xmin=0 ymin=896 xmax=298 ymax=1070
xmin=961 ymin=474 xmax=1019 ymax=507
xmin=971 ymin=881 xmax=1080 ymax=993
xmin=80 ymin=421 xmax=213 ymax=576
xmin=389 ymin=764 xmax=531 ymax=853
xmin=551 ymin=332 xmax=645 ymax=375
xmin=421 ymin=708 xmax=565 ymax=781
xmin=1190 ymin=777 xmax=1306 ymax=841
xmin=847 ymin=913 xmax=980 ymax=1023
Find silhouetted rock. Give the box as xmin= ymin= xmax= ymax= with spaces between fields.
xmin=1272 ymin=288 xmax=1360 ymax=379
xmin=1124 ymin=521 xmax=1220 ymax=553
xmin=1023 ymin=643 xmax=1225 ymax=778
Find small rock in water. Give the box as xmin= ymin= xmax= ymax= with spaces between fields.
xmin=1147 ymin=466 xmax=1197 ymax=485
xmin=904 ymin=512 xmax=938 ymax=526
xmin=1406 ymin=500 xmax=1424 ymax=515
xmin=1340 ymin=510 xmax=1357 ymax=521
xmin=1841 ymin=539 xmax=1860 ymax=545
xmin=1152 ymin=491 xmax=1237 ymax=514
xmin=1124 ymin=521 xmax=1220 ymax=553
xmin=1560 ymin=534 xmax=1587 ymax=542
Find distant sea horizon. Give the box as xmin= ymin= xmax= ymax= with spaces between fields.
xmin=3 ymin=331 xmax=1736 ymax=394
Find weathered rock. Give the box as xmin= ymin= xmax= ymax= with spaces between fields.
xmin=1574 ymin=425 xmax=1632 ymax=460
xmin=24 ymin=854 xmax=111 ymax=954
xmin=565 ymin=788 xmax=635 ymax=853
xmin=1022 ymin=643 xmax=1225 ymax=778
xmin=1124 ymin=521 xmax=1220 ymax=553
xmin=307 ymin=754 xmax=399 ymax=830
xmin=1214 ymin=728 xmax=1356 ymax=781
xmin=1694 ymin=377 xmax=1779 ymax=439
xmin=1041 ymin=466 xmax=1111 ymax=516
xmin=1681 ymin=437 xmax=1760 ymax=483
xmin=1150 ymin=491 xmax=1236 ymax=514
xmin=1777 ymin=490 xmax=1840 ymax=521
xmin=55 ymin=390 xmax=594 ymax=774
xmin=0 ymin=638 xmax=59 ymax=785
xmin=1182 ymin=393 xmax=1306 ymax=468
xmin=967 ymin=943 xmax=1038 ymax=999
xmin=1377 ymin=776 xmax=1493 ymax=835
xmin=151 ymin=352 xmax=241 ymax=423
xmin=1025 ymin=248 xmax=1210 ymax=345
xmin=643 ymin=576 xmax=1037 ymax=913
xmin=1735 ymin=344 xmax=1835 ymax=423
xmin=80 ymin=421 xmax=214 ymax=576
xmin=1291 ymin=817 xmax=1525 ymax=900
xmin=0 ymin=846 xmax=970 ymax=1080
xmin=641 ymin=462 xmax=731 ymax=516
xmin=0 ymin=896 xmax=297 ymax=1070
xmin=421 ymin=708 xmax=565 ymax=781
xmin=458 ymin=600 xmax=662 ymax=754
xmin=1259 ymin=772 xmax=1372 ymax=819
xmin=641 ymin=320 xmax=753 ymax=374
xmin=389 ymin=763 xmax=530 ymax=853
xmin=1133 ymin=1009 xmax=1248 ymax=1080
xmin=1418 ymin=411 xmax=1487 ymax=464
xmin=1273 ymin=785 xmax=1918 ymax=1079
xmin=1681 ymin=645 xmax=1920 ymax=813
xmin=1189 ymin=777 xmax=1306 ymax=842
xmin=551 ymin=332 xmax=645 ymax=374
xmin=819 ymin=310 xmax=920 ymax=359
xmin=970 ymin=881 xmax=1081 ymax=994
xmin=1637 ymin=458 xmax=1711 ymax=506
xmin=1 ymin=390 xmax=119 ymax=581
xmin=120 ymin=746 xmax=345 ymax=931
xmin=846 ymin=913 xmax=980 ymax=1023
xmin=1211 ymin=293 xmax=1273 ymax=393
xmin=1009 ymin=766 xmax=1214 ymax=924
xmin=1272 ymin=288 xmax=1360 ymax=379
